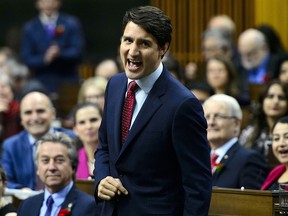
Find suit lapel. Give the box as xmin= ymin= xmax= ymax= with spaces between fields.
xmin=60 ymin=185 xmax=77 ymax=211
xmin=31 ymin=194 xmax=44 ymax=216
xmin=118 ymin=71 xmax=166 ymax=156
xmin=213 ymin=142 xmax=239 ymax=179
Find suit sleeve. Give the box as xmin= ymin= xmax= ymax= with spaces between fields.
xmin=172 ymin=97 xmax=212 ymax=216
xmin=1 ymin=141 xmax=24 ymax=189
xmin=239 ymin=150 xmax=269 ymax=189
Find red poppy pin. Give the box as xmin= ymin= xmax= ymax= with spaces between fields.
xmin=54 ymin=25 xmax=65 ymax=37
xmin=58 ymin=203 xmax=72 ymax=216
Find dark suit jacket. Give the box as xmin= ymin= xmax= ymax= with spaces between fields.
xmin=212 ymin=141 xmax=270 ymax=189
xmin=17 ymin=184 xmax=98 ymax=216
xmin=1 ymin=128 xmax=75 ymax=190
xmin=21 ymin=13 xmax=84 ymax=93
xmin=95 ymin=68 xmax=212 ymax=216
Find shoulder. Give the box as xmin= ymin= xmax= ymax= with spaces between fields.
xmin=3 ymin=131 xmax=28 ymax=148
xmin=19 ymin=193 xmax=43 ymax=209
xmin=54 ymin=128 xmax=76 ymax=139
xmin=72 ymin=187 xmax=95 ymax=204
xmin=24 ymin=17 xmax=40 ymax=30
xmin=58 ymin=13 xmax=80 ymax=25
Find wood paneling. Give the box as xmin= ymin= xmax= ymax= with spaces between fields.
xmin=255 ymin=0 xmax=288 ymax=50
xmin=150 ymin=0 xmax=255 ymax=67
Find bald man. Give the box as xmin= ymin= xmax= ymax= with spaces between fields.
xmin=1 ymin=91 xmax=75 ymax=190
xmin=238 ymin=28 xmax=279 ymax=84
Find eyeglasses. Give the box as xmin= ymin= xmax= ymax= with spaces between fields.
xmin=205 ymin=113 xmax=237 ymax=121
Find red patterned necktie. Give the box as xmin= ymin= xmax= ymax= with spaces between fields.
xmin=210 ymin=153 xmax=219 ymax=171
xmin=121 ymin=81 xmax=139 ymax=143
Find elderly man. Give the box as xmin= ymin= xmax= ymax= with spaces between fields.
xmin=1 ymin=91 xmax=74 ymax=190
xmin=238 ymin=28 xmax=279 ymax=84
xmin=203 ymin=94 xmax=269 ymax=189
xmin=17 ymin=132 xmax=98 ymax=216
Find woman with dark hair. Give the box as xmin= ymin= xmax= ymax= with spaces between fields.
xmin=0 ymin=166 xmax=17 ymax=215
xmin=239 ymin=80 xmax=288 ymax=157
xmin=261 ymin=116 xmax=288 ymax=190
xmin=205 ymin=55 xmax=248 ymax=105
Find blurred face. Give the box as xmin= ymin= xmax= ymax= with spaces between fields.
xmin=37 ymin=142 xmax=72 ymax=193
xmin=263 ymin=84 xmax=287 ymax=118
xmin=73 ymin=106 xmax=102 ymax=145
xmin=202 ymin=37 xmax=224 ymax=60
xmin=279 ymin=61 xmax=288 ymax=84
xmin=203 ymin=100 xmax=240 ymax=149
xmin=37 ymin=0 xmax=61 ymax=17
xmin=0 ymin=80 xmax=13 ymax=102
xmin=120 ymin=21 xmax=168 ymax=80
xmin=238 ymin=40 xmax=267 ymax=70
xmin=191 ymin=89 xmax=210 ymax=104
xmin=20 ymin=93 xmax=56 ymax=139
xmin=206 ymin=59 xmax=228 ymax=90
xmin=272 ymin=123 xmax=288 ymax=165
xmin=84 ymin=86 xmax=105 ymax=109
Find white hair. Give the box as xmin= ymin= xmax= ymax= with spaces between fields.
xmin=203 ymin=94 xmax=242 ymax=120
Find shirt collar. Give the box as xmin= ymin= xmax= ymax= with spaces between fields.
xmin=28 ymin=128 xmax=55 ymax=146
xmin=128 ymin=62 xmax=163 ymax=94
xmin=39 ymin=12 xmax=59 ymax=26
xmin=44 ymin=181 xmax=73 ymax=207
xmin=211 ymin=137 xmax=238 ymax=162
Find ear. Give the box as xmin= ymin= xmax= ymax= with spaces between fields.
xmin=160 ymin=42 xmax=170 ymax=58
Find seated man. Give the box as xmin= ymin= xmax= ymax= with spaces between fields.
xmin=1 ymin=91 xmax=74 ymax=190
xmin=17 ymin=132 xmax=99 ymax=215
xmin=203 ymin=94 xmax=270 ymax=189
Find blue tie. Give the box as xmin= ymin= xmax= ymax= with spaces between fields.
xmin=45 ymin=195 xmax=54 ymax=216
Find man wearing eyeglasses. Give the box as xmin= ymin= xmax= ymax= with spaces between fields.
xmin=203 ymin=94 xmax=270 ymax=189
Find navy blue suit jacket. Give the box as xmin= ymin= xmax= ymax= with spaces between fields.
xmin=212 ymin=141 xmax=270 ymax=189
xmin=21 ymin=13 xmax=84 ymax=93
xmin=1 ymin=128 xmax=75 ymax=190
xmin=95 ymin=68 xmax=212 ymax=216
xmin=17 ymin=184 xmax=98 ymax=216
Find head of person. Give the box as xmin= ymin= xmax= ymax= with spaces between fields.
xmin=0 ymin=166 xmax=8 ymax=199
xmin=207 ymin=14 xmax=236 ymax=39
xmin=275 ymin=54 xmax=288 ymax=84
xmin=271 ymin=116 xmax=288 ymax=165
xmin=0 ymin=72 xmax=14 ymax=104
xmin=36 ymin=0 xmax=62 ymax=17
xmin=186 ymin=81 xmax=214 ymax=104
xmin=35 ymin=132 xmax=78 ymax=194
xmin=94 ymin=59 xmax=119 ymax=80
xmin=20 ymin=91 xmax=56 ymax=140
xmin=202 ymin=28 xmax=233 ymax=61
xmin=258 ymin=80 xmax=288 ymax=121
xmin=203 ymin=94 xmax=242 ymax=150
xmin=77 ymin=76 xmax=108 ymax=110
xmin=238 ymin=28 xmax=268 ymax=70
xmin=205 ymin=56 xmax=237 ymax=94
xmin=73 ymin=102 xmax=102 ymax=146
xmin=120 ymin=5 xmax=172 ymax=80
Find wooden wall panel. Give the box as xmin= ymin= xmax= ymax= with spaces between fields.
xmin=150 ymin=0 xmax=255 ymax=67
xmin=255 ymin=0 xmax=288 ymax=50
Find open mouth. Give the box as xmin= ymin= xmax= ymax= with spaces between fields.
xmin=127 ymin=59 xmax=142 ymax=71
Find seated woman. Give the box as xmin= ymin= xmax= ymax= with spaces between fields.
xmin=0 ymin=166 xmax=17 ymax=215
xmin=73 ymin=102 xmax=102 ymax=179
xmin=261 ymin=116 xmax=288 ymax=190
xmin=0 ymin=72 xmax=22 ymax=144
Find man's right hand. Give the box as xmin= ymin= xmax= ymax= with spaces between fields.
xmin=98 ymin=176 xmax=128 ymax=200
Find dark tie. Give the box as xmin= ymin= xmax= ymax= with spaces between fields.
xmin=45 ymin=195 xmax=54 ymax=216
xmin=210 ymin=153 xmax=219 ymax=171
xmin=121 ymin=81 xmax=139 ymax=143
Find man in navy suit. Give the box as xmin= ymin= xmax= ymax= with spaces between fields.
xmin=17 ymin=132 xmax=98 ymax=216
xmin=1 ymin=91 xmax=75 ymax=190
xmin=203 ymin=94 xmax=269 ymax=189
xmin=21 ymin=0 xmax=84 ymax=95
xmin=94 ymin=6 xmax=212 ymax=216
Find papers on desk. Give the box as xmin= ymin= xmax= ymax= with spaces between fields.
xmin=4 ymin=188 xmax=42 ymax=200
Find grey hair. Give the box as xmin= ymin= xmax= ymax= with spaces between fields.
xmin=0 ymin=71 xmax=13 ymax=88
xmin=202 ymin=28 xmax=232 ymax=51
xmin=35 ymin=132 xmax=78 ymax=171
xmin=203 ymin=94 xmax=242 ymax=120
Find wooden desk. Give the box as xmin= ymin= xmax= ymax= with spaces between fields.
xmin=75 ymin=179 xmax=95 ymax=196
xmin=209 ymin=188 xmax=278 ymax=216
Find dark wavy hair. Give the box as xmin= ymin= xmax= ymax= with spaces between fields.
xmin=122 ymin=5 xmax=172 ymax=50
